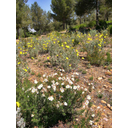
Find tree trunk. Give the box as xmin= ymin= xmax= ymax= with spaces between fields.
xmin=66 ymin=23 xmax=67 ymax=29
xmin=80 ymin=16 xmax=81 ymax=24
xmin=96 ymin=0 xmax=99 ymax=26
xmin=17 ymin=28 xmax=20 ymax=38
xmin=63 ymin=22 xmax=65 ymax=30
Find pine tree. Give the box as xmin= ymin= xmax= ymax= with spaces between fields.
xmin=51 ymin=0 xmax=75 ymax=30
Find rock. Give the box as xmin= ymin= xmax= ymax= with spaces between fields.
xmin=104 ymin=66 xmax=107 ymax=69
xmin=102 ymin=76 xmax=106 ymax=79
xmin=103 ymin=85 xmax=108 ymax=88
xmin=98 ymin=77 xmax=102 ymax=80
xmin=105 ymin=71 xmax=112 ymax=76
xmin=101 ymin=100 xmax=107 ymax=104
xmin=107 ymin=104 xmax=112 ymax=110
xmin=110 ymin=69 xmax=112 ymax=72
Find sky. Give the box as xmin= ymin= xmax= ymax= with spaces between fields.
xmin=26 ymin=0 xmax=52 ymax=13
xmin=26 ymin=0 xmax=53 ymax=32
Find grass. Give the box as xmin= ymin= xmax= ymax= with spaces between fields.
xmin=37 ymin=73 xmax=41 ymax=77
xmin=78 ymin=68 xmax=82 ymax=72
xmin=31 ymin=72 xmax=35 ymax=75
xmin=97 ymin=93 xmax=103 ymax=99
xmin=82 ymin=70 xmax=87 ymax=74
xmin=38 ymin=59 xmax=41 ymax=62
xmin=89 ymin=76 xmax=93 ymax=81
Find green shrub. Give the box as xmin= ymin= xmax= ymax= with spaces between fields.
xmin=108 ymin=25 xmax=112 ymax=35
xmin=16 ymin=74 xmax=88 ymax=127
xmin=105 ymin=52 xmax=112 ymax=65
xmin=87 ymin=21 xmax=96 ymax=28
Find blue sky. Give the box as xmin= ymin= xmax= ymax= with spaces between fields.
xmin=26 ymin=0 xmax=52 ymax=13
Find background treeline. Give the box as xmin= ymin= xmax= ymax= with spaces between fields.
xmin=16 ymin=0 xmax=112 ymax=39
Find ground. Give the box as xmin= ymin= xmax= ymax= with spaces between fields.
xmin=17 ymin=34 xmax=112 ymax=128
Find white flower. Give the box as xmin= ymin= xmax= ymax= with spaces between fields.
xmin=58 ymin=77 xmax=62 ymax=80
xmin=84 ymin=88 xmax=87 ymax=91
xmin=77 ymin=85 xmax=80 ymax=89
xmin=91 ymin=83 xmax=94 ymax=85
xmin=34 ymin=80 xmax=38 ymax=84
xmin=47 ymin=85 xmax=51 ymax=88
xmin=91 ymin=114 xmax=95 ymax=117
xmin=31 ymin=114 xmax=34 ymax=117
xmin=51 ymin=80 xmax=55 ymax=84
xmin=56 ymin=82 xmax=59 ymax=85
xmin=54 ymin=73 xmax=58 ymax=75
xmin=89 ymin=120 xmax=93 ymax=125
xmin=87 ymin=95 xmax=91 ymax=100
xmin=61 ymin=82 xmax=64 ymax=85
xmin=82 ymin=91 xmax=85 ymax=94
xmin=85 ymin=100 xmax=89 ymax=106
xmin=62 ymin=69 xmax=65 ymax=72
xmin=27 ymin=95 xmax=29 ymax=98
xmin=71 ymin=75 xmax=74 ymax=78
xmin=42 ymin=93 xmax=45 ymax=97
xmin=56 ymin=104 xmax=59 ymax=108
xmin=92 ymin=86 xmax=95 ymax=89
xmin=22 ymin=87 xmax=24 ymax=91
xmin=73 ymin=86 xmax=77 ymax=90
xmin=88 ymin=83 xmax=91 ymax=86
xmin=66 ymin=85 xmax=70 ymax=89
xmin=60 ymin=73 xmax=63 ymax=76
xmin=44 ymin=78 xmax=48 ymax=82
xmin=37 ymin=84 xmax=43 ymax=89
xmin=68 ymin=80 xmax=73 ymax=85
xmin=83 ymin=105 xmax=85 ymax=108
xmin=71 ymin=78 xmax=74 ymax=81
xmin=31 ymin=87 xmax=37 ymax=93
xmin=97 ymin=106 xmax=100 ymax=109
xmin=60 ymin=87 xmax=64 ymax=93
xmin=48 ymin=96 xmax=54 ymax=101
xmin=43 ymin=74 xmax=46 ymax=77
xmin=52 ymin=86 xmax=56 ymax=91
xmin=64 ymin=102 xmax=68 ymax=106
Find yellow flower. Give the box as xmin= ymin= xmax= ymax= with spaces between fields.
xmin=104 ymin=42 xmax=106 ymax=43
xmin=98 ymin=44 xmax=101 ymax=47
xmin=31 ymin=57 xmax=34 ymax=59
xmin=69 ymin=64 xmax=71 ymax=66
xmin=82 ymin=57 xmax=84 ymax=60
xmin=99 ymin=49 xmax=101 ymax=51
xmin=54 ymin=42 xmax=55 ymax=44
xmin=66 ymin=45 xmax=70 ymax=48
xmin=57 ymin=54 xmax=58 ymax=56
xmin=16 ymin=102 xmax=20 ymax=108
xmin=104 ymin=36 xmax=106 ymax=38
xmin=20 ymin=51 xmax=22 ymax=54
xmin=36 ymin=38 xmax=38 ymax=40
xmin=47 ymin=57 xmax=50 ymax=59
xmin=18 ymin=62 xmax=20 ymax=65
xmin=23 ymin=69 xmax=27 ymax=72
xmin=77 ymin=53 xmax=79 ymax=56
xmin=66 ymin=57 xmax=69 ymax=60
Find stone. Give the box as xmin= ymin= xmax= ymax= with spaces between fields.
xmin=103 ymin=85 xmax=108 ymax=88
xmin=104 ymin=66 xmax=107 ymax=69
xmin=101 ymin=100 xmax=106 ymax=104
xmin=107 ymin=104 xmax=111 ymax=109
xmin=98 ymin=77 xmax=102 ymax=80
xmin=105 ymin=71 xmax=112 ymax=76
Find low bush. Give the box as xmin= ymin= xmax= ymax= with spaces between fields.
xmin=16 ymin=73 xmax=88 ymax=127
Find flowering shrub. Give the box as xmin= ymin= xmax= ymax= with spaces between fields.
xmin=16 ymin=71 xmax=100 ymax=127
xmin=16 ymin=105 xmax=26 ymax=128
xmin=82 ymin=29 xmax=109 ymax=66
